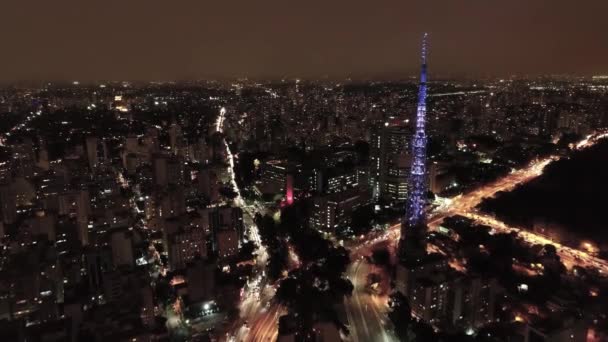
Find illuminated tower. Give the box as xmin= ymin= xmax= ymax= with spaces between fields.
xmin=399 ymin=33 xmax=429 ymax=260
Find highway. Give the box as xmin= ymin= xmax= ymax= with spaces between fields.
xmin=343 ymin=258 xmax=398 ymax=342
xmin=233 ymin=304 xmax=283 ymax=342
xmin=425 ymin=132 xmax=608 ymax=274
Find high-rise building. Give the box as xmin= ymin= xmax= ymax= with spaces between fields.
xmin=186 ymin=258 xmax=216 ymax=303
xmin=261 ymin=160 xmax=287 ymax=194
xmin=85 ymin=136 xmax=98 ymax=170
xmin=58 ymin=189 xmax=90 ymax=245
xmin=153 ymin=153 xmax=185 ymax=188
xmin=188 ymin=138 xmax=209 ymax=164
xmin=395 ymin=253 xmax=448 ymax=298
xmin=312 ymin=166 xmax=361 ymax=195
xmin=369 ymin=123 xmax=412 ymax=203
xmin=169 ymin=122 xmax=182 ymax=154
xmin=158 ymin=187 xmax=186 ymax=219
xmin=139 ymin=285 xmax=156 ymax=328
xmin=85 ymin=136 xmax=107 ymax=170
xmin=208 ymin=206 xmax=244 ymax=258
xmin=429 ymin=161 xmax=450 ymax=194
xmin=12 ymin=138 xmax=36 ymax=179
xmin=197 ymin=167 xmax=219 ymax=203
xmin=23 ymin=210 xmax=57 ymax=241
xmin=110 ymin=229 xmax=134 ymax=268
xmin=166 ymin=157 xmax=185 ymax=186
xmin=215 ymin=229 xmax=239 ymax=259
xmin=0 ymin=182 xmax=17 ymax=224
xmin=209 ymin=206 xmax=244 ymax=240
xmin=399 ymin=33 xmax=429 ymax=261
xmin=310 ymin=189 xmax=370 ymax=233
xmin=167 ymin=225 xmax=208 ymax=270
xmin=36 ymin=142 xmax=50 ymax=170
xmin=410 ymin=275 xmax=452 ymax=325
xmin=152 ymin=153 xmax=168 ymax=188
xmin=85 ymin=246 xmax=113 ymax=296
xmin=449 ymin=276 xmax=499 ymax=330
xmin=144 ymin=126 xmax=160 ymax=152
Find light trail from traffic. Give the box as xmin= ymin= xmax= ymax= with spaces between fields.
xmin=455 ymin=212 xmax=608 ymax=273
xmin=343 ymin=259 xmax=398 ymax=342
xmin=217 ymin=106 xmax=281 ymax=342
xmin=354 ymin=131 xmax=608 ymax=274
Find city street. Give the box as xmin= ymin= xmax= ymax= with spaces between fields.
xmin=343 ymin=259 xmax=397 ymax=342
xmin=219 ymin=107 xmax=282 ymax=342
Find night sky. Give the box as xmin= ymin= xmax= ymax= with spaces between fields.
xmin=1 ymin=1 xmax=607 ymax=81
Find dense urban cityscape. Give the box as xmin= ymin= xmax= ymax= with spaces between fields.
xmin=1 ymin=2 xmax=608 ymax=342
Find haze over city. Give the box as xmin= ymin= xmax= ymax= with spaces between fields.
xmin=1 ymin=1 xmax=608 ymax=81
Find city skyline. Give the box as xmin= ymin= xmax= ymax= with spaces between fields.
xmin=1 ymin=4 xmax=607 ymax=342
xmin=1 ymin=1 xmax=608 ymax=81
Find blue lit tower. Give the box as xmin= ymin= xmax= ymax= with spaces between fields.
xmin=399 ymin=33 xmax=429 ymax=260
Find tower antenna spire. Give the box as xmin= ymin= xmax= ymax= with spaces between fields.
xmin=399 ymin=33 xmax=429 ymax=260
xmin=422 ymin=32 xmax=428 ymax=65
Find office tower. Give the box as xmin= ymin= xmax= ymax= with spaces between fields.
xmin=312 ymin=166 xmax=360 ymax=195
xmin=369 ymin=120 xmax=413 ymax=203
xmin=0 ymin=182 xmax=17 ymax=224
xmin=152 ymin=154 xmax=168 ymax=188
xmin=261 ymin=160 xmax=287 ymax=193
xmin=310 ymin=189 xmax=369 ymax=232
